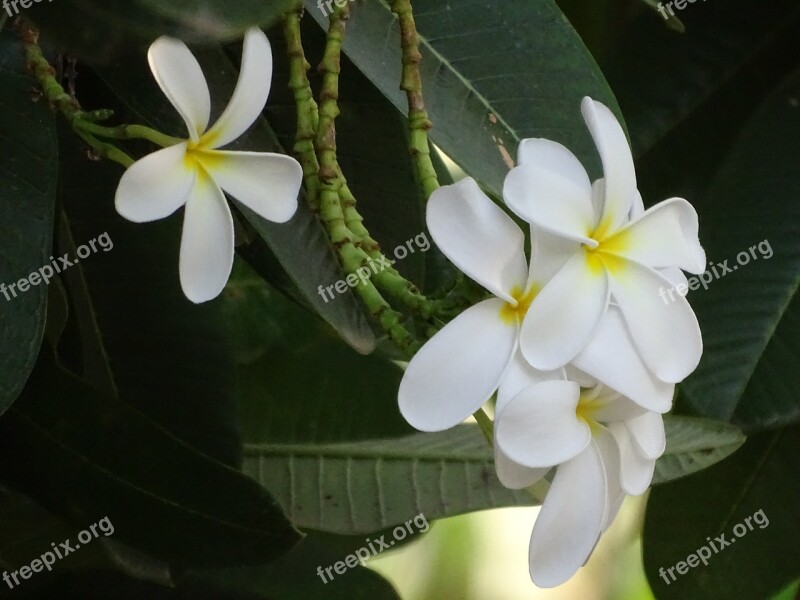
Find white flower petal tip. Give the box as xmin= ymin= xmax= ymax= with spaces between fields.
xmin=202 ymin=152 xmax=302 ymax=223
xmin=572 ymin=308 xmax=675 ymax=413
xmin=178 ymin=176 xmax=235 ymax=304
xmin=398 ymin=298 xmax=517 ymax=432
xmin=203 ymin=27 xmax=273 ymax=149
xmin=426 ymin=177 xmax=527 ymax=301
xmin=495 ymin=381 xmax=590 ymax=468
xmin=115 ymin=143 xmax=194 ymax=223
xmin=147 ymin=38 xmax=211 ymax=141
xmin=528 ymin=441 xmax=606 ymax=588
xmin=494 ymin=445 xmax=549 ymax=490
xmin=580 ymin=97 xmax=637 ymax=230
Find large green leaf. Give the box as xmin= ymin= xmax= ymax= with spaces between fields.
xmin=243 ymin=424 xmax=538 ymax=534
xmin=652 ymin=417 xmax=745 ymax=485
xmin=228 ymin=260 xmax=412 ymax=445
xmin=55 ymin=120 xmax=241 ymax=466
xmin=183 ymin=535 xmax=401 ymax=600
xmin=0 ymin=352 xmax=301 ymax=568
xmin=93 ymin=45 xmax=376 ymax=355
xmin=603 ymin=0 xmax=800 ymax=156
xmin=681 ymin=69 xmax=800 ymax=432
xmin=0 ymin=30 xmax=57 ymax=416
xmin=643 ymin=424 xmax=800 ymax=600
xmin=0 ymin=488 xmax=173 ymax=592
xmin=307 ymin=0 xmax=620 ymax=197
xmin=243 ymin=415 xmax=740 ymax=534
xmin=29 ymin=0 xmax=296 ymax=60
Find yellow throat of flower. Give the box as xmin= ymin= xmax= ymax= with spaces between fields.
xmin=575 ymin=390 xmax=603 ymax=435
xmin=499 ymin=285 xmax=539 ymax=325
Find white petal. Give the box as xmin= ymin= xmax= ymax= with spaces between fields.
xmin=504 ymin=163 xmax=595 ymax=244
xmin=115 ymin=143 xmax=195 ymax=223
xmin=520 ymin=249 xmax=609 ymax=371
xmin=590 ymin=387 xmax=650 ymax=423
xmin=595 ymin=428 xmax=625 ymax=531
xmin=495 ymin=381 xmax=590 ymax=468
xmin=581 ymin=98 xmax=637 ymax=232
xmin=660 ymin=266 xmax=688 ymax=289
xmin=494 ymin=445 xmax=549 ymax=490
xmin=527 ymin=227 xmax=578 ymax=289
xmin=609 ymin=423 xmax=656 ymax=495
xmin=148 ymin=37 xmax=210 ymax=141
xmin=198 ymin=151 xmax=301 ymax=223
xmin=529 ymin=441 xmax=606 ymax=588
xmin=603 ymin=198 xmax=706 ymax=274
xmin=516 ymin=138 xmax=591 ymax=184
xmin=496 ymin=350 xmax=561 ymax=415
xmin=204 ymin=28 xmax=272 ymax=149
xmin=572 ymin=308 xmax=675 ymax=413
xmin=630 ymin=191 xmax=645 ymax=220
xmin=179 ymin=173 xmax=235 ymax=303
xmin=607 ymin=260 xmax=703 ymax=383
xmin=398 ymin=298 xmax=516 ymax=432
xmin=427 ymin=178 xmax=527 ymax=301
xmin=626 ymin=412 xmax=666 ymax=459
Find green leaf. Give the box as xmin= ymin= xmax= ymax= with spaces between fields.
xmin=0 ymin=352 xmax=301 ymax=568
xmin=242 ymin=424 xmax=540 ymax=534
xmin=56 ymin=124 xmax=241 ymax=467
xmin=29 ymin=0 xmax=296 ymax=60
xmin=604 ymin=0 xmax=800 ymax=156
xmin=228 ymin=260 xmax=411 ymax=444
xmin=652 ymin=416 xmax=746 ymax=485
xmin=643 ymin=424 xmax=800 ymax=599
xmin=0 ymin=488 xmax=173 ymax=590
xmin=93 ymin=46 xmax=376 ymax=355
xmin=681 ymin=69 xmax=800 ymax=432
xmin=0 ymin=30 xmax=57 ymax=417
xmin=184 ymin=535 xmax=402 ymax=600
xmin=307 ymin=0 xmax=620 ymax=197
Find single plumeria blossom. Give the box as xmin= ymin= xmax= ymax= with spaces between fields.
xmin=495 ymin=376 xmax=668 ymax=588
xmin=115 ymin=27 xmax=302 ymax=303
xmin=503 ymin=97 xmax=706 ymax=383
xmin=398 ymin=177 xmax=674 ymax=433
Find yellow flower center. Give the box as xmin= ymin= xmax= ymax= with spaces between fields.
xmin=583 ymin=216 xmax=631 ymax=276
xmin=575 ymin=390 xmax=603 ymax=435
xmin=184 ymin=133 xmax=225 ymax=173
xmin=499 ymin=285 xmax=539 ymax=325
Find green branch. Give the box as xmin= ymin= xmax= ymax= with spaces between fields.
xmin=390 ymin=0 xmax=439 ymax=200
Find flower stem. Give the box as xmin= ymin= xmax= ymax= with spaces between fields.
xmin=314 ymin=5 xmax=421 ymax=356
xmin=473 ymin=407 xmax=495 ymax=446
xmin=72 ymin=120 xmax=183 ymax=147
xmin=283 ymin=5 xmax=322 ymax=210
xmin=390 ymin=0 xmax=439 ymax=200
xmin=17 ymin=20 xmax=136 ymax=168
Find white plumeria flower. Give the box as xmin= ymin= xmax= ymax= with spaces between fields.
xmin=115 ymin=28 xmax=302 ymax=303
xmin=503 ymin=97 xmax=706 ymax=383
xmin=495 ymin=378 xmax=668 ymax=587
xmin=398 ymin=178 xmax=674 ymax=433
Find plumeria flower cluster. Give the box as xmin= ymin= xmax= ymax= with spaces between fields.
xmin=398 ymin=97 xmax=705 ymax=587
xmin=115 ymin=28 xmax=302 ymax=303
